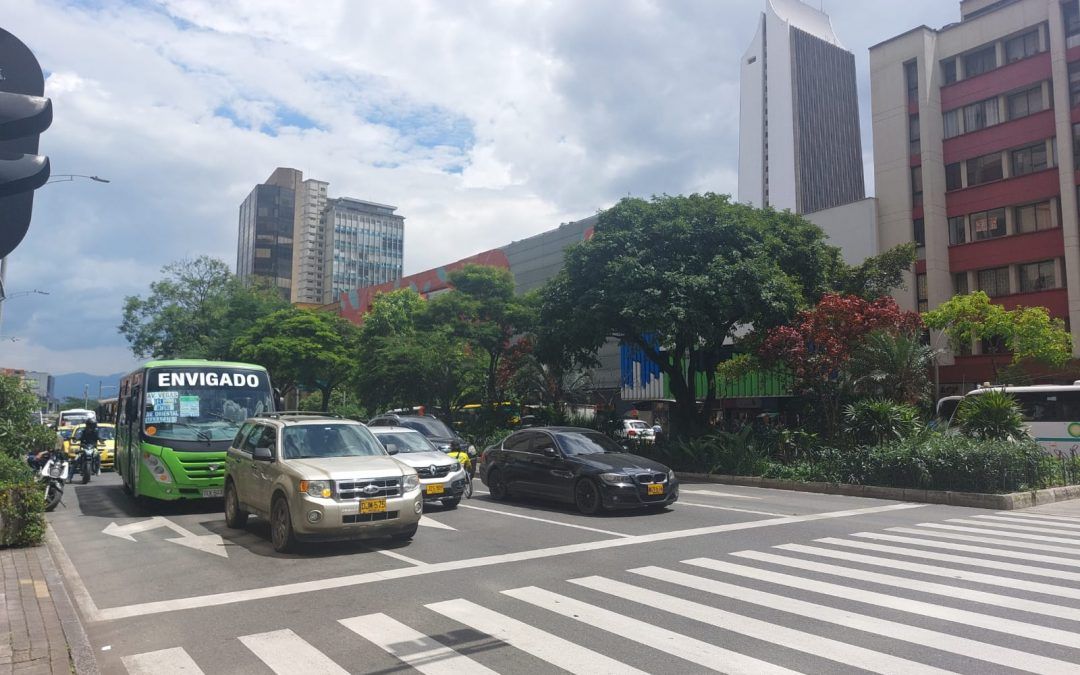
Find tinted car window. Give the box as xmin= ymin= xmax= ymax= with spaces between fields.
xmin=503 ymin=432 xmax=537 ymax=451
xmin=233 ymin=422 xmax=253 ymax=448
xmin=368 ymin=418 xmax=389 ymax=427
xmin=374 ymin=431 xmax=437 ymax=453
xmin=555 ymin=431 xmax=623 ymax=456
xmin=531 ymin=434 xmax=558 ymax=455
xmin=399 ymin=417 xmax=455 ymax=437
xmin=282 ymin=424 xmax=387 ymax=459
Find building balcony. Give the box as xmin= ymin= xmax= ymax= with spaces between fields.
xmin=945 ymin=167 xmax=1060 ymax=217
xmin=942 ymin=109 xmax=1054 ymax=164
xmin=948 ymin=227 xmax=1064 ymax=272
xmin=940 ymin=51 xmax=1051 ymax=111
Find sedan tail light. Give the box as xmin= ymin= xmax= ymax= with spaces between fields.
xmin=628 ymin=430 xmax=637 ymax=437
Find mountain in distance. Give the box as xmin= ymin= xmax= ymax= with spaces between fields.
xmin=53 ymin=372 xmax=125 ymax=402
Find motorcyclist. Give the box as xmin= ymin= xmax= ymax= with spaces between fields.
xmin=71 ymin=418 xmax=100 ymax=479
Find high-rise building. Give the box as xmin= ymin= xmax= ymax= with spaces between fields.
xmin=871 ymin=0 xmax=1080 ymax=388
xmin=237 ymin=168 xmax=403 ymax=304
xmin=738 ymin=0 xmax=866 ymax=214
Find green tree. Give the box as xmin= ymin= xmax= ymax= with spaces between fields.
xmin=955 ymin=389 xmax=1028 ymax=441
xmin=538 ymin=194 xmax=844 ymax=437
xmin=832 ymin=243 xmax=917 ymax=301
xmin=233 ymin=308 xmax=359 ymax=411
xmin=846 ymin=330 xmax=936 ymax=406
xmin=0 ymin=376 xmax=55 ymax=458
xmin=119 ymin=256 xmax=287 ymax=359
xmin=923 ymin=292 xmax=1073 ymax=378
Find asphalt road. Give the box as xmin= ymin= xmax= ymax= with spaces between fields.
xmin=45 ymin=472 xmax=1080 ymax=674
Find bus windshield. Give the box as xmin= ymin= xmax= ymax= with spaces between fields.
xmin=144 ymin=367 xmax=273 ymax=442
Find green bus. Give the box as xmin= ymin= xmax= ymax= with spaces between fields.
xmin=116 ymin=360 xmax=276 ymax=501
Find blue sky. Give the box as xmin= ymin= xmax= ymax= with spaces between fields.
xmin=0 ymin=0 xmax=959 ymax=375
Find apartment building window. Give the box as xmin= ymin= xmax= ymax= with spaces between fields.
xmin=1007 ymin=85 xmax=1044 ymax=120
xmin=963 ymin=97 xmax=1000 ymax=132
xmin=1011 ymin=142 xmax=1048 ymax=176
xmin=945 ymin=162 xmax=963 ymax=190
xmin=1019 ymin=260 xmax=1056 ymax=291
xmin=911 ymin=166 xmax=923 ymax=208
xmin=913 ymin=218 xmax=925 ymax=247
xmin=954 ymin=272 xmax=970 ymax=294
xmin=904 ymin=61 xmax=918 ymax=104
xmin=978 ymin=266 xmax=1011 ymax=297
xmin=943 ymin=110 xmax=961 ymax=139
xmin=971 ymin=208 xmax=1007 ymax=241
xmin=916 ymin=274 xmax=928 ymax=313
xmin=1005 ymin=30 xmax=1039 ymax=63
xmin=1070 ymin=63 xmax=1080 ymax=107
xmin=1066 ymin=1 xmax=1080 ymax=40
xmin=966 ymin=152 xmax=1003 ymax=186
xmin=1015 ymin=201 xmax=1054 ymax=233
xmin=909 ymin=115 xmax=921 ymax=155
xmin=949 ymin=216 xmax=967 ymax=245
xmin=963 ymin=45 xmax=997 ymax=78
xmin=942 ymin=58 xmax=958 ymax=85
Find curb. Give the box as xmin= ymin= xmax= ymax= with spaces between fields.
xmin=676 ymin=472 xmax=1080 ymax=510
xmin=39 ymin=526 xmax=98 ymax=675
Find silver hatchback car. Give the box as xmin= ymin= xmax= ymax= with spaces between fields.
xmin=224 ymin=414 xmax=422 ymax=552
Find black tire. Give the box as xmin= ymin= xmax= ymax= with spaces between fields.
xmin=488 ymin=469 xmax=509 ymax=501
xmin=463 ymin=474 xmax=473 ymax=499
xmin=80 ymin=460 xmax=91 ymax=484
xmin=44 ymin=483 xmax=62 ymax=512
xmin=224 ymin=480 xmax=248 ymax=529
xmin=391 ymin=524 xmax=418 ymax=541
xmin=442 ymin=496 xmax=460 ymax=509
xmin=574 ymin=478 xmax=603 ymax=515
xmin=121 ymin=455 xmax=133 ymax=495
xmin=270 ymin=496 xmax=297 ymax=553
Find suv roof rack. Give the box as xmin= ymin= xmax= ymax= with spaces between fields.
xmin=253 ymin=411 xmax=343 ymax=419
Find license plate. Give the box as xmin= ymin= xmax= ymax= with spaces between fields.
xmin=647 ymin=484 xmax=664 ymax=495
xmin=202 ymin=488 xmax=224 ymax=498
xmin=361 ymin=498 xmax=387 ymax=514
xmin=426 ymin=484 xmax=445 ymax=495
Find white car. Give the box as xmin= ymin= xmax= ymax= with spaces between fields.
xmin=615 ymin=419 xmax=655 ymax=443
xmin=370 ymin=427 xmax=469 ymax=508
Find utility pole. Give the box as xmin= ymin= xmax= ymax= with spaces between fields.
xmin=83 ymin=384 xmax=88 ymax=409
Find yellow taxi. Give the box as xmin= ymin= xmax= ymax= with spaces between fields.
xmin=67 ymin=423 xmax=117 ymax=470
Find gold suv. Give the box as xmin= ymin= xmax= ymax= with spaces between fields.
xmin=224 ymin=414 xmax=422 ymax=553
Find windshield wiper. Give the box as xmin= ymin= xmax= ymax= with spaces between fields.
xmin=204 ymin=411 xmax=241 ymax=424
xmin=169 ymin=421 xmax=212 ymax=442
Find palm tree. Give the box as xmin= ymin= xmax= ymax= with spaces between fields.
xmin=846 ymin=330 xmax=937 ymax=406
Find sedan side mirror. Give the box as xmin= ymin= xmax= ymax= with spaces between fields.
xmin=541 ymin=446 xmax=557 ymax=457
xmin=253 ymin=445 xmax=274 ymax=462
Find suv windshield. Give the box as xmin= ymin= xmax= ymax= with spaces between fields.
xmin=283 ymin=424 xmax=387 ymax=459
xmin=374 ymin=431 xmax=438 ymax=454
xmin=399 ymin=417 xmax=455 ymax=438
xmin=145 ymin=367 xmax=273 ymax=442
xmin=555 ymin=431 xmax=623 ymax=456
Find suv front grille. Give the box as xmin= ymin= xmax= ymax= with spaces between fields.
xmin=344 ymin=511 xmax=399 ymax=523
xmin=416 ymin=465 xmax=451 ymax=479
xmin=336 ymin=477 xmax=401 ymax=500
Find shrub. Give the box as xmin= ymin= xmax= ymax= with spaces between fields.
xmin=843 ymin=398 xmax=921 ymax=447
xmin=0 ymin=454 xmax=44 ymax=547
xmin=955 ymin=390 xmax=1028 ymax=441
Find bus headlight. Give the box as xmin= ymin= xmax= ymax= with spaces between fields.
xmin=402 ymin=473 xmax=419 ymax=492
xmin=298 ymin=480 xmax=332 ymax=498
xmin=141 ymin=452 xmax=173 ymax=484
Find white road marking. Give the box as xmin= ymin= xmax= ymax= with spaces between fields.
xmin=122 ymin=647 xmax=205 ymax=674
xmin=740 ymin=547 xmax=1080 ymax=623
xmin=426 ymin=598 xmax=645 ymax=675
xmin=918 ymin=522 xmax=1080 ymax=547
xmin=239 ymin=628 xmax=348 ymax=675
xmin=639 ymin=564 xmax=1080 ymax=674
xmin=570 ymin=575 xmax=952 ymax=675
xmin=45 ymin=526 xmax=102 ymax=623
xmin=371 ymin=547 xmax=427 ymax=566
xmin=1000 ymin=511 xmax=1080 ymax=523
xmin=948 ymin=517 xmax=1080 ymax=538
xmin=679 ymin=489 xmax=762 ymax=500
xmin=84 ymin=502 xmax=925 ymax=622
xmin=887 ymin=525 xmax=1080 ymax=555
xmin=851 ymin=529 xmax=1080 ymax=565
xmin=459 ymin=504 xmax=632 ymax=537
xmin=103 ymin=516 xmax=229 ymax=557
xmin=821 ymin=536 xmax=1080 ymax=579
xmin=971 ymin=514 xmax=1080 ymax=530
xmin=340 ymin=612 xmax=497 ymax=675
xmin=419 ymin=516 xmax=457 ymax=531
xmin=678 ymin=502 xmax=788 ymax=516
xmin=503 ymin=586 xmax=796 ymax=675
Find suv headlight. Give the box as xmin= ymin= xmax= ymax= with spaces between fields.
xmin=402 ymin=473 xmax=420 ymax=492
xmin=599 ymin=472 xmax=633 ymax=485
xmin=298 ymin=480 xmax=332 ymax=498
xmin=141 ymin=452 xmax=173 ymax=484
xmin=450 ymin=462 xmax=461 ymax=472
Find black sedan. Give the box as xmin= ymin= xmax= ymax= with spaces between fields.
xmin=478 ymin=427 xmax=678 ymax=515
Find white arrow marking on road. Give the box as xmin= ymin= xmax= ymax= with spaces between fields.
xmin=102 ymin=517 xmax=229 ymax=558
xmin=418 ymin=516 xmax=456 ymax=530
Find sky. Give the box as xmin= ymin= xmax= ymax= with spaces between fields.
xmin=0 ymin=0 xmax=959 ymax=376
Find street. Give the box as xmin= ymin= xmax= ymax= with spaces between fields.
xmin=41 ymin=474 xmax=1080 ymax=674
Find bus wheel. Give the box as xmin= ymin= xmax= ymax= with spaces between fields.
xmin=121 ymin=457 xmax=133 ymax=495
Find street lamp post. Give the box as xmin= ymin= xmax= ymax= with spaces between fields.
xmin=44 ymin=174 xmax=110 ymax=184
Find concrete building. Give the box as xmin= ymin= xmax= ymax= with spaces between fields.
xmin=871 ymin=0 xmax=1080 ymax=388
xmin=1 ymin=367 xmax=54 ymax=412
xmin=237 ymin=169 xmax=403 ymax=305
xmin=738 ymin=0 xmax=866 ymax=214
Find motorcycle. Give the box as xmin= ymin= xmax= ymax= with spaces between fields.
xmin=71 ymin=442 xmax=99 ymax=485
xmin=446 ymin=445 xmax=476 ymax=499
xmin=32 ymin=450 xmax=69 ymax=512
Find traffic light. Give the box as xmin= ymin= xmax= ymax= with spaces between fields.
xmin=0 ymin=28 xmax=51 ymax=259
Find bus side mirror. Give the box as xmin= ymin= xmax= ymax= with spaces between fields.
xmin=273 ymin=388 xmax=284 ymax=412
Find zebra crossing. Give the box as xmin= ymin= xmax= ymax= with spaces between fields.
xmin=121 ymin=508 xmax=1080 ymax=674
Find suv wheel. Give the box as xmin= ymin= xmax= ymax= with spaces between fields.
xmin=575 ymin=478 xmax=603 ymax=515
xmin=270 ymin=495 xmax=297 ymax=553
xmin=391 ymin=524 xmax=418 ymax=541
xmin=488 ymin=469 xmax=509 ymax=501
xmin=224 ymin=480 xmax=248 ymax=528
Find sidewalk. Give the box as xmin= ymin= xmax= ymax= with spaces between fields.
xmin=1020 ymin=498 xmax=1080 ymax=518
xmin=0 ymin=542 xmax=95 ymax=675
